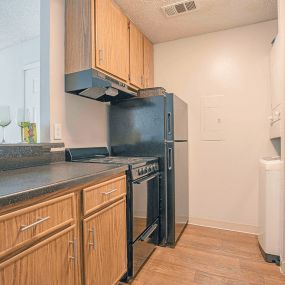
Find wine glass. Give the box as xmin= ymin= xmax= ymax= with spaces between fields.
xmin=17 ymin=108 xmax=30 ymax=143
xmin=0 ymin=106 xmax=12 ymax=144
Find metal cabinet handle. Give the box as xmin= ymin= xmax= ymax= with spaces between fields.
xmin=69 ymin=239 xmax=78 ymax=262
xmin=89 ymin=227 xmax=96 ymax=250
xmin=101 ymin=188 xmax=117 ymax=195
xmin=20 ymin=216 xmax=50 ymax=232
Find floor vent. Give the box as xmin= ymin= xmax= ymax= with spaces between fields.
xmin=162 ymin=1 xmax=199 ymax=17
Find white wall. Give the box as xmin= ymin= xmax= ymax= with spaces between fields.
xmin=155 ymin=20 xmax=278 ymax=233
xmin=48 ymin=0 xmax=108 ymax=147
xmin=0 ymin=37 xmax=40 ymax=143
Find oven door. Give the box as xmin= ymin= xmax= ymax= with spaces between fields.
xmin=132 ymin=173 xmax=160 ymax=243
xmin=132 ymin=218 xmax=159 ymax=277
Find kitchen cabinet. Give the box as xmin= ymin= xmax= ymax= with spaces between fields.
xmin=65 ymin=0 xmax=154 ymax=90
xmin=83 ymin=175 xmax=126 ymax=215
xmin=143 ymin=36 xmax=154 ymax=88
xmin=0 ymin=226 xmax=80 ymax=285
xmin=130 ymin=22 xmax=144 ymax=88
xmin=95 ymin=0 xmax=129 ymax=82
xmin=83 ymin=198 xmax=127 ymax=285
xmin=0 ymin=193 xmax=75 ymax=258
xmin=0 ymin=173 xmax=127 ymax=285
xmin=65 ymin=0 xmax=129 ymax=82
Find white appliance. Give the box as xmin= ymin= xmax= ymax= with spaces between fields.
xmin=258 ymin=157 xmax=282 ymax=264
xmin=269 ymin=36 xmax=282 ymax=139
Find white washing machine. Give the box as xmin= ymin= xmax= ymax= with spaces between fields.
xmin=258 ymin=157 xmax=282 ymax=264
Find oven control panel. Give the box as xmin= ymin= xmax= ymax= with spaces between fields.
xmin=132 ymin=162 xmax=159 ymax=181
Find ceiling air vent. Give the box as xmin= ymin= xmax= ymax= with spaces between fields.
xmin=162 ymin=1 xmax=199 ymax=17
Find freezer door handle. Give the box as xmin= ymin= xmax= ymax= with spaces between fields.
xmin=168 ymin=147 xmax=173 ymax=170
xmin=167 ymin=112 xmax=172 ymax=135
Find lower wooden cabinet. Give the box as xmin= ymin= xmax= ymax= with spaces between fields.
xmin=0 ymin=174 xmax=127 ymax=285
xmin=0 ymin=226 xmax=80 ymax=285
xmin=83 ymin=198 xmax=127 ymax=285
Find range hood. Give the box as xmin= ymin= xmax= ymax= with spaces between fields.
xmin=65 ymin=69 xmax=137 ymax=102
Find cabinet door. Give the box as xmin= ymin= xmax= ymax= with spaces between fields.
xmin=84 ymin=199 xmax=127 ymax=285
xmin=95 ymin=0 xmax=129 ymax=82
xmin=130 ymin=22 xmax=144 ymax=88
xmin=143 ymin=37 xmax=154 ymax=88
xmin=0 ymin=226 xmax=80 ymax=285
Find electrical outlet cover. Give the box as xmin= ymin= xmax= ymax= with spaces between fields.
xmin=54 ymin=123 xmax=62 ymax=140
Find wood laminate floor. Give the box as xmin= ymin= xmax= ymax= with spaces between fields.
xmin=131 ymin=225 xmax=285 ymax=285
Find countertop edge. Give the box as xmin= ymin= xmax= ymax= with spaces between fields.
xmin=0 ymin=165 xmax=128 ymax=208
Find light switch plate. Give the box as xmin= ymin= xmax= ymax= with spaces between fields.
xmin=54 ymin=123 xmax=62 ymax=140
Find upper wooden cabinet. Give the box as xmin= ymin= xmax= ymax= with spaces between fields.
xmin=65 ymin=0 xmax=129 ymax=82
xmin=95 ymin=0 xmax=129 ymax=82
xmin=143 ymin=36 xmax=154 ymax=88
xmin=65 ymin=0 xmax=154 ymax=89
xmin=129 ymin=22 xmax=144 ymax=89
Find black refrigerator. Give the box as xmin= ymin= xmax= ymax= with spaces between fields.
xmin=109 ymin=93 xmax=189 ymax=246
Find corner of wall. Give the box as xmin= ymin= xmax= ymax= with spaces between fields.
xmin=40 ymin=0 xmax=51 ymax=142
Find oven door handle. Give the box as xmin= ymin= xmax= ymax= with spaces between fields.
xmin=140 ymin=224 xmax=158 ymax=241
xmin=133 ymin=173 xmax=160 ymax=184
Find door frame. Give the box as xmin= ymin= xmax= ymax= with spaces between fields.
xmin=22 ymin=61 xmax=41 ymax=138
xmin=23 ymin=61 xmax=40 ymax=109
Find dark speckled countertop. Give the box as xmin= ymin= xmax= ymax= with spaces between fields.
xmin=0 ymin=162 xmax=128 ymax=207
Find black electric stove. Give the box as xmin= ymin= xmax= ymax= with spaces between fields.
xmin=66 ymin=147 xmax=159 ymax=181
xmin=65 ymin=147 xmax=160 ymax=281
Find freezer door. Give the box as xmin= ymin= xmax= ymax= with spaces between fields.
xmin=166 ymin=94 xmax=188 ymax=141
xmin=109 ymin=96 xmax=167 ymax=156
xmin=173 ymin=141 xmax=189 ymax=242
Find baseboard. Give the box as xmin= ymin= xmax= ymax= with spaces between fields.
xmin=188 ymin=217 xmax=258 ymax=235
xmin=281 ymin=261 xmax=285 ymax=275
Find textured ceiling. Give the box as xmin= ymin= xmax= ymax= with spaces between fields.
xmin=0 ymin=0 xmax=40 ymax=50
xmin=114 ymin=0 xmax=278 ymax=43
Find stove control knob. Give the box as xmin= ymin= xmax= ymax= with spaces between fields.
xmin=144 ymin=167 xmax=148 ymax=174
xmin=138 ymin=168 xmax=143 ymax=175
xmin=148 ymin=166 xmax=152 ymax=172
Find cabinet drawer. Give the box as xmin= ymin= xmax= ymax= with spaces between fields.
xmin=0 ymin=193 xmax=75 ymax=258
xmin=83 ymin=175 xmax=126 ymax=215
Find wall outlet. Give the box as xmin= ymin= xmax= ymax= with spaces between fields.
xmin=54 ymin=123 xmax=62 ymax=140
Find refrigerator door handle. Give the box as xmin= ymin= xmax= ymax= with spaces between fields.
xmin=167 ymin=112 xmax=172 ymax=135
xmin=168 ymin=147 xmax=173 ymax=170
